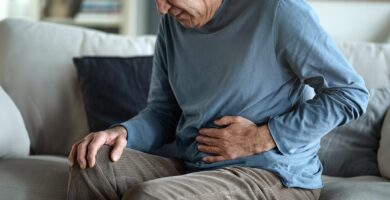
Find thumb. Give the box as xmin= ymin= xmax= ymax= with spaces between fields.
xmin=110 ymin=137 xmax=127 ymax=162
xmin=214 ymin=116 xmax=236 ymax=126
xmin=156 ymin=0 xmax=172 ymax=14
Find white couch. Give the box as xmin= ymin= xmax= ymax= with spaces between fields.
xmin=0 ymin=19 xmax=389 ymax=200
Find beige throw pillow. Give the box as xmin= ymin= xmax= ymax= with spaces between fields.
xmin=0 ymin=86 xmax=30 ymax=158
xmin=378 ymin=107 xmax=390 ymax=179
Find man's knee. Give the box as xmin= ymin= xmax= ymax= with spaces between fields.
xmin=67 ymin=145 xmax=120 ymax=199
xmin=69 ymin=145 xmax=113 ymax=183
xmin=94 ymin=145 xmax=112 ymax=166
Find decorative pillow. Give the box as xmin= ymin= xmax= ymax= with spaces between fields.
xmin=74 ymin=56 xmax=153 ymax=132
xmin=378 ymin=107 xmax=390 ymax=179
xmin=0 ymin=86 xmax=30 ymax=158
xmin=318 ymin=87 xmax=390 ymax=177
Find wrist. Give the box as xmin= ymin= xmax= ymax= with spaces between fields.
xmin=255 ymin=125 xmax=276 ymax=153
xmin=112 ymin=125 xmax=128 ymax=139
xmin=254 ymin=126 xmax=264 ymax=154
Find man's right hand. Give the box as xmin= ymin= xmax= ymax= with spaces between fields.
xmin=68 ymin=126 xmax=128 ymax=169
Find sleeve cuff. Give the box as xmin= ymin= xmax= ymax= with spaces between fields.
xmin=267 ymin=118 xmax=295 ymax=155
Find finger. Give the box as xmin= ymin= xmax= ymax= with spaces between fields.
xmin=196 ymin=135 xmax=219 ymax=146
xmin=68 ymin=143 xmax=78 ymax=167
xmin=156 ymin=0 xmax=172 ymax=14
xmin=203 ymin=156 xmax=226 ymax=163
xmin=77 ymin=138 xmax=91 ymax=169
xmin=111 ymin=137 xmax=127 ymax=162
xmin=198 ymin=145 xmax=221 ymax=155
xmin=214 ymin=116 xmax=238 ymax=126
xmin=86 ymin=133 xmax=107 ymax=168
xmin=167 ymin=0 xmax=193 ymax=14
xmin=168 ymin=6 xmax=183 ymax=17
xmin=199 ymin=128 xmax=225 ymax=138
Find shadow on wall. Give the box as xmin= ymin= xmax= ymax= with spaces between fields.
xmin=368 ymin=13 xmax=390 ymax=43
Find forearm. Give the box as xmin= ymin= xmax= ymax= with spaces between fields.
xmin=121 ymin=106 xmax=180 ymax=153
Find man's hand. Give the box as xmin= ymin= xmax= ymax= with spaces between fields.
xmin=196 ymin=116 xmax=276 ymax=163
xmin=68 ymin=126 xmax=128 ymax=169
xmin=155 ymin=0 xmax=172 ymax=15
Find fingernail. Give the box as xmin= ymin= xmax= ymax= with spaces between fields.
xmin=113 ymin=155 xmax=119 ymax=162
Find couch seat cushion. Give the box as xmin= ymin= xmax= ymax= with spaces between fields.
xmin=0 ymin=156 xmax=68 ymax=200
xmin=320 ymin=175 xmax=390 ymax=200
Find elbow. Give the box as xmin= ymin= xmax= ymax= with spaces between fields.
xmin=357 ymin=88 xmax=369 ymax=116
xmin=344 ymin=87 xmax=369 ymax=120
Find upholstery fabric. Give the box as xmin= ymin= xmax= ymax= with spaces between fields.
xmin=378 ymin=107 xmax=390 ymax=179
xmin=0 ymin=86 xmax=30 ymax=158
xmin=319 ymin=88 xmax=390 ymax=177
xmin=0 ymin=19 xmax=156 ymax=155
xmin=320 ymin=176 xmax=390 ymax=200
xmin=74 ymin=56 xmax=153 ymax=132
xmin=0 ymin=156 xmax=68 ymax=200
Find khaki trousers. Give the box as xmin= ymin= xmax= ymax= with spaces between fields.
xmin=67 ymin=145 xmax=321 ymax=200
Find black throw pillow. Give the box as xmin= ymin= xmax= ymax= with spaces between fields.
xmin=74 ymin=56 xmax=153 ymax=132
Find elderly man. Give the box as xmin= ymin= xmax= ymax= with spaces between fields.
xmin=67 ymin=0 xmax=368 ymax=199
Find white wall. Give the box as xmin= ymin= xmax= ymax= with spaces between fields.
xmin=309 ymin=1 xmax=390 ymax=43
xmin=0 ymin=0 xmax=9 ymax=20
xmin=2 ymin=0 xmax=41 ymax=20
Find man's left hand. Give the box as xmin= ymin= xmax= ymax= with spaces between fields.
xmin=197 ymin=116 xmax=276 ymax=163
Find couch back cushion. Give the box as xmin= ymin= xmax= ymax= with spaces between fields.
xmin=336 ymin=41 xmax=390 ymax=89
xmin=318 ymin=88 xmax=390 ymax=177
xmin=0 ymin=19 xmax=156 ymax=155
xmin=0 ymin=19 xmax=389 ymax=155
xmin=0 ymin=86 xmax=30 ymax=158
xmin=74 ymin=56 xmax=153 ymax=132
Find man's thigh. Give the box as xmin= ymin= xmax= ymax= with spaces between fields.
xmin=67 ymin=145 xmax=185 ymax=200
xmin=123 ymin=166 xmax=321 ymax=200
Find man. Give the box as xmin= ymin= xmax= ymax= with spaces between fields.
xmin=67 ymin=0 xmax=369 ymax=199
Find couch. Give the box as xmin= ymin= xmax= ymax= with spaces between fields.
xmin=0 ymin=18 xmax=389 ymax=200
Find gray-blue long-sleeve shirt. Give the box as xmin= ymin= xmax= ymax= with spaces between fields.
xmin=120 ymin=0 xmax=369 ymax=189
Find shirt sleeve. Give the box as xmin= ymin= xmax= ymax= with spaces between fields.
xmin=267 ymin=0 xmax=369 ymax=155
xmin=119 ymin=19 xmax=182 ymax=153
